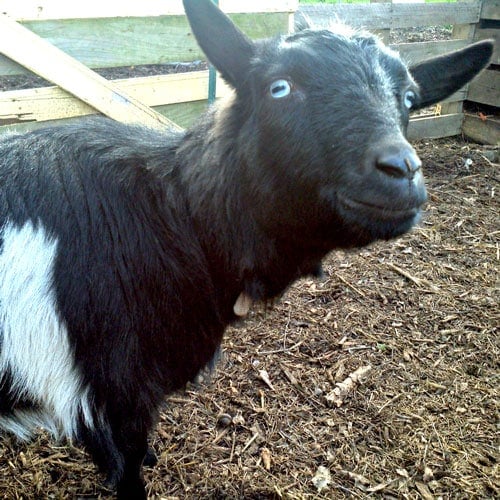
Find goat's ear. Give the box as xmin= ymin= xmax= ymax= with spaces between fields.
xmin=183 ymin=0 xmax=255 ymax=88
xmin=409 ymin=40 xmax=493 ymax=110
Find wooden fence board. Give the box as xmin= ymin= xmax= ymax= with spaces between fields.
xmin=467 ymin=69 xmax=500 ymax=107
xmin=462 ymin=114 xmax=500 ymax=144
xmin=474 ymin=26 xmax=500 ymax=64
xmin=0 ymin=72 xmax=231 ymax=123
xmin=297 ymin=2 xmax=481 ymax=30
xmin=154 ymin=101 xmax=208 ymax=129
xmin=0 ymin=14 xmax=178 ymax=129
xmin=0 ymin=13 xmax=290 ymax=77
xmin=0 ymin=0 xmax=298 ymax=20
xmin=2 ymin=106 xmax=467 ymax=141
xmin=480 ymin=0 xmax=500 ymax=21
xmin=1 ymin=72 xmax=467 ymax=127
xmin=393 ymin=39 xmax=470 ymax=64
xmin=407 ymin=114 xmax=464 ymax=141
xmin=391 ymin=3 xmax=481 ymax=29
xmin=0 ymin=100 xmax=209 ymax=134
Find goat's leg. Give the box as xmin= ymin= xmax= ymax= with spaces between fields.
xmin=115 ymin=438 xmax=148 ymax=500
xmin=79 ymin=405 xmax=150 ymax=498
xmin=109 ymin=407 xmax=150 ymax=500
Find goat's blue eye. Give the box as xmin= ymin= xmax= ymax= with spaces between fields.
xmin=403 ymin=90 xmax=416 ymax=109
xmin=270 ymin=79 xmax=291 ymax=99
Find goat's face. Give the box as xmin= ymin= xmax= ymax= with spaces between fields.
xmin=184 ymin=0 xmax=493 ymax=248
xmin=243 ymin=30 xmax=427 ymax=246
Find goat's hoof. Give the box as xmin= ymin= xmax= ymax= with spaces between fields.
xmin=103 ymin=472 xmax=118 ymax=491
xmin=117 ymin=480 xmax=147 ymax=500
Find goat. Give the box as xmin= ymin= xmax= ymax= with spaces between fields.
xmin=0 ymin=0 xmax=492 ymax=497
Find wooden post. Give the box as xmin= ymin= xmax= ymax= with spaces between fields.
xmin=462 ymin=0 xmax=499 ymax=144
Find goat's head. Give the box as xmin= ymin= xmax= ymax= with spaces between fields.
xmin=184 ymin=0 xmax=493 ymax=249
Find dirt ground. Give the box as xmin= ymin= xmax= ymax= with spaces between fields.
xmin=0 ymin=136 xmax=497 ymax=499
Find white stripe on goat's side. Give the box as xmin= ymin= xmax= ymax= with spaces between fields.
xmin=0 ymin=220 xmax=94 ymax=440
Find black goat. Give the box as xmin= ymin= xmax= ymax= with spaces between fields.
xmin=0 ymin=0 xmax=492 ymax=497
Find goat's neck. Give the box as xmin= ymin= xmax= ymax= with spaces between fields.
xmin=177 ymin=121 xmax=327 ymax=315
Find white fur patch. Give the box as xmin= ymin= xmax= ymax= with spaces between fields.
xmin=0 ymin=220 xmax=94 ymax=440
xmin=0 ymin=408 xmax=59 ymax=441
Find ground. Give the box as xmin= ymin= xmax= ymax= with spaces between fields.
xmin=0 ymin=137 xmax=497 ymax=499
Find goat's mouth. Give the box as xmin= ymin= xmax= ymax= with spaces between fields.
xmin=318 ymin=187 xmax=426 ymax=243
xmin=338 ymin=195 xmax=421 ymax=222
xmin=337 ymin=194 xmax=422 ymax=232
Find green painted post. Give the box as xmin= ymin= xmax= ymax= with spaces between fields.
xmin=208 ymin=0 xmax=219 ymax=104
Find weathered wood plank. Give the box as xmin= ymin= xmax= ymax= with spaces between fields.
xmin=0 ymin=106 xmax=460 ymax=138
xmin=0 ymin=72 xmax=231 ymax=123
xmin=467 ymin=69 xmax=500 ymax=107
xmin=1 ymin=105 xmax=469 ymax=141
xmin=155 ymin=101 xmax=209 ymax=129
xmin=462 ymin=114 xmax=500 ymax=144
xmin=0 ymin=117 xmax=79 ymax=133
xmin=442 ymin=1 xmax=475 ymax=117
xmin=369 ymin=0 xmax=391 ymax=46
xmin=0 ymin=105 xmax=470 ymax=142
xmin=0 ymin=99 xmax=209 ymax=134
xmin=296 ymin=2 xmax=481 ymax=30
xmin=391 ymin=2 xmax=481 ymax=29
xmin=451 ymin=0 xmax=477 ymax=41
xmin=1 ymin=0 xmax=298 ymax=20
xmin=0 ymin=13 xmax=291 ymax=77
xmin=0 ymin=15 xmax=179 ymax=129
xmin=481 ymin=0 xmax=500 ymax=21
xmin=407 ymin=114 xmax=464 ymax=141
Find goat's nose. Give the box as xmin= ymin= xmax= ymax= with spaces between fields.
xmin=376 ymin=148 xmax=422 ymax=180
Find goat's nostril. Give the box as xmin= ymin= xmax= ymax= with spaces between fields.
xmin=376 ymin=160 xmax=407 ymax=179
xmin=376 ymin=151 xmax=422 ymax=179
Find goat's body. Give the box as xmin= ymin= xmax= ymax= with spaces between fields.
xmin=0 ymin=119 xmax=232 ymax=480
xmin=0 ymin=117 xmax=329 ymax=487
xmin=0 ymin=220 xmax=93 ymax=440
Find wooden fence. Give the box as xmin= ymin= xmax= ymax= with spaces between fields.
xmin=0 ymin=0 xmax=498 ymax=143
xmin=0 ymin=0 xmax=296 ymax=132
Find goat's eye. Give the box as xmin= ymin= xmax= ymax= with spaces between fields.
xmin=270 ymin=79 xmax=291 ymax=99
xmin=403 ymin=90 xmax=416 ymax=109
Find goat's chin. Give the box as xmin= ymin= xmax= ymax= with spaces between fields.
xmin=319 ymin=189 xmax=423 ymax=247
xmin=331 ymin=197 xmax=423 ymax=247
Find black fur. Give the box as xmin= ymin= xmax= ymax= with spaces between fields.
xmin=0 ymin=0 xmax=492 ymax=497
xmin=0 ymin=370 xmax=39 ymax=414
